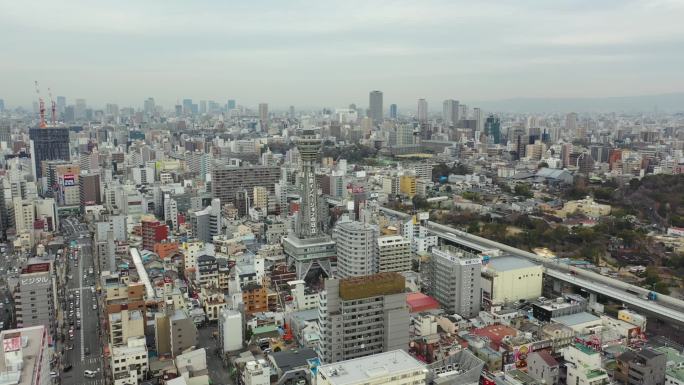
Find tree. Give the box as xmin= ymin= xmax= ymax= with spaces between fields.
xmin=537 ymin=161 xmax=549 ymax=169
xmin=514 ymin=183 xmax=533 ymax=198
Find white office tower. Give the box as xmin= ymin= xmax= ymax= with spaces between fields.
xmin=417 ymin=98 xmax=428 ymax=122
xmin=442 ymin=99 xmax=459 ymax=126
xmin=218 ymin=308 xmax=243 ymax=353
xmin=333 ymin=220 xmax=378 ymax=278
xmin=429 ymin=246 xmax=482 ymax=318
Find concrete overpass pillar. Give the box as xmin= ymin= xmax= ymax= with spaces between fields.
xmin=589 ymin=292 xmax=597 ymax=304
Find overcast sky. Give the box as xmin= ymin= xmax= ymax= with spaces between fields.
xmin=2 ymin=0 xmax=683 ymax=110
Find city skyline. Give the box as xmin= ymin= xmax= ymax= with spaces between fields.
xmin=1 ymin=0 xmax=683 ymax=108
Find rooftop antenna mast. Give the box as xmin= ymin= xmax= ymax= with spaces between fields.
xmin=34 ymin=81 xmax=47 ymax=128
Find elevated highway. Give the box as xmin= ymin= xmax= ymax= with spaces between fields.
xmin=378 ymin=206 xmax=684 ymax=326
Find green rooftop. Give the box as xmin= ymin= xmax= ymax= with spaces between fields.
xmin=586 ymin=369 xmax=607 ymax=379
xmin=574 ymin=342 xmax=598 ymax=355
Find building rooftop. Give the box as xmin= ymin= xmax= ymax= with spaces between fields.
xmin=406 ymin=292 xmax=440 ymax=313
xmin=572 ymin=342 xmax=599 ymax=356
xmin=338 ymin=272 xmax=405 ymax=300
xmin=0 ymin=326 xmax=48 ymax=385
xmin=488 ymin=256 xmax=538 ymax=272
xmin=317 ymin=350 xmax=426 ymax=385
xmin=270 ymin=348 xmax=318 ymax=373
xmin=551 ymin=312 xmax=599 ymax=327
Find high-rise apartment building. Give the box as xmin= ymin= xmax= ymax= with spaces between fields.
xmin=442 ymin=99 xmax=459 ymax=126
xmin=211 ymin=165 xmax=279 ymax=206
xmin=369 ymin=90 xmax=383 ymax=124
xmin=417 ymin=98 xmax=428 ymax=122
xmin=429 ymin=246 xmax=481 ymax=318
xmin=14 ymin=262 xmax=56 ymax=337
xmin=377 ymin=235 xmax=412 ymax=273
xmin=317 ymin=273 xmax=409 ymax=363
xmin=29 ymin=127 xmax=70 ymax=178
xmin=333 ymin=221 xmax=377 ymax=278
xmin=79 ymin=172 xmax=101 ymax=211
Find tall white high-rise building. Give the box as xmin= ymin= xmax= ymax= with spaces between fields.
xmin=369 ymin=90 xmax=383 ymax=124
xmin=417 ymin=98 xmax=428 ymax=122
xmin=473 ymin=107 xmax=484 ymax=132
xmin=442 ymin=99 xmax=459 ymax=125
xmin=259 ymin=103 xmax=269 ymax=129
xmin=333 ymin=220 xmax=377 ymax=278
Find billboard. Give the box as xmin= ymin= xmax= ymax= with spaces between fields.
xmin=62 ymin=174 xmax=75 ymax=186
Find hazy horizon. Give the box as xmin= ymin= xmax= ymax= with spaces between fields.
xmin=2 ymin=0 xmax=684 ymax=109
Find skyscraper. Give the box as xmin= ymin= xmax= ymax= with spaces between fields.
xmin=333 ymin=220 xmax=377 ymax=278
xmin=75 ymin=98 xmax=87 ymax=120
xmin=0 ymin=99 xmax=4 ymax=112
xmin=56 ymin=96 xmax=66 ymax=115
xmin=417 ymin=98 xmax=428 ymax=122
xmin=29 ymin=127 xmax=71 ymax=178
xmin=144 ymin=97 xmax=155 ymax=114
xmin=484 ymin=115 xmax=501 ymax=144
xmin=442 ymin=99 xmax=459 ymax=126
xmin=283 ymin=129 xmax=336 ymax=280
xmin=369 ymin=90 xmax=383 ymax=124
xmin=473 ymin=107 xmax=484 ymax=132
xmin=389 ymin=103 xmax=398 ymax=119
xmin=258 ymin=103 xmax=269 ymax=129
xmin=182 ymin=99 xmax=193 ymax=114
xmin=227 ymin=99 xmax=236 ymax=110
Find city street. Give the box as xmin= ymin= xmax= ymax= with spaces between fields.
xmin=58 ymin=218 xmax=105 ymax=385
xmin=198 ymin=324 xmax=235 ymax=385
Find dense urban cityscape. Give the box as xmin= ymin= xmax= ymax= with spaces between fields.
xmin=2 ymin=1 xmax=684 ymax=385
xmin=0 ymin=87 xmax=682 ymax=385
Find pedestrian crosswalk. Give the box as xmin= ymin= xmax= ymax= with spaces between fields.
xmin=84 ymin=379 xmax=105 ymax=385
xmin=81 ymin=357 xmax=101 ymax=364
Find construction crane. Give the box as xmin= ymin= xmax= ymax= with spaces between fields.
xmin=34 ymin=81 xmax=46 ymax=128
xmin=48 ymin=87 xmax=56 ymax=126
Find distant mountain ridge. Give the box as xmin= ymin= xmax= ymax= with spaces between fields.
xmin=474 ymin=93 xmax=684 ymax=114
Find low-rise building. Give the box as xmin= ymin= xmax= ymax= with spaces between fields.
xmin=111 ymin=336 xmax=148 ymax=385
xmin=481 ymin=256 xmax=543 ymax=309
xmin=315 ymin=350 xmax=428 ymax=385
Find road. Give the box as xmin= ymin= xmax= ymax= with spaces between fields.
xmin=198 ymin=324 xmax=235 ymax=385
xmin=59 ymin=217 xmax=105 ymax=385
xmin=377 ymin=206 xmax=684 ymax=326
